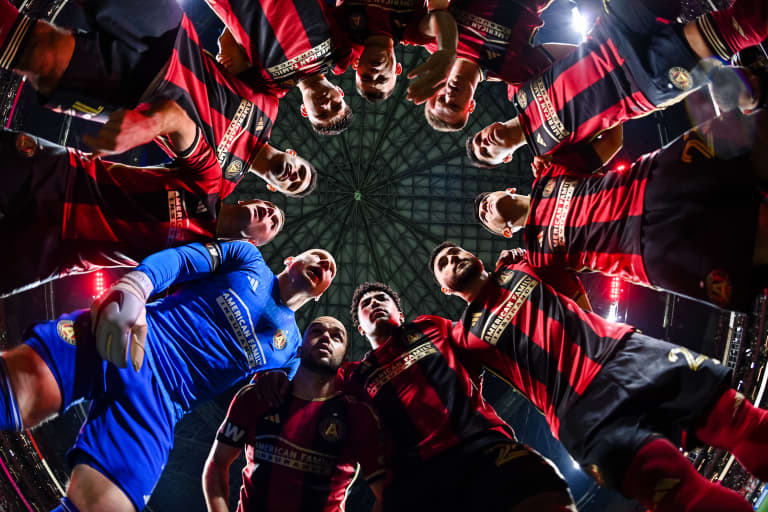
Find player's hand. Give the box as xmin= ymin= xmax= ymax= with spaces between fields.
xmin=406 ymin=50 xmax=455 ymax=105
xmin=91 ymin=271 xmax=153 ymax=370
xmin=217 ymin=29 xmax=250 ymax=75
xmin=496 ymin=248 xmax=527 ymax=268
xmin=84 ymin=107 xmax=164 ymax=158
xmin=251 ymin=370 xmax=290 ymax=409
xmin=530 ymin=155 xmax=552 ymax=178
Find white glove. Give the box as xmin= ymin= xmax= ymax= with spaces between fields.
xmin=91 ymin=271 xmax=153 ymax=370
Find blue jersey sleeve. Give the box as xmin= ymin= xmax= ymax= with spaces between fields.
xmin=283 ymin=353 xmax=300 ymax=379
xmin=136 ymin=241 xmax=264 ymax=294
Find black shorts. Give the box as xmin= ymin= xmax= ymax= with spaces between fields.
xmin=599 ymin=0 xmax=703 ymax=107
xmin=558 ymin=332 xmax=731 ymax=490
xmin=383 ymin=433 xmax=571 ymax=511
xmin=46 ymin=0 xmax=182 ymax=121
xmin=641 ymin=115 xmax=760 ymax=311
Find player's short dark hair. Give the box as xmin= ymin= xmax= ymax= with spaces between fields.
xmin=429 ymin=241 xmax=459 ymax=283
xmin=350 ymin=282 xmax=403 ymax=332
xmin=311 ymin=104 xmax=353 ymax=136
xmin=355 ymin=82 xmax=391 ymax=103
xmin=425 ymin=107 xmax=466 ymax=132
xmin=288 ymin=162 xmax=319 ymax=199
xmin=465 ymin=136 xmax=500 ymax=169
xmin=473 ymin=192 xmax=498 ymax=235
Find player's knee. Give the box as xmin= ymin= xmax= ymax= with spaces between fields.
xmin=2 ymin=345 xmax=61 ymax=428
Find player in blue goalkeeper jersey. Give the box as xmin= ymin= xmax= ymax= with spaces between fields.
xmin=0 ymin=240 xmax=336 ymax=512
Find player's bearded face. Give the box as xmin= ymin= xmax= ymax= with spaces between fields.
xmin=434 ymin=246 xmax=483 ymax=292
xmin=266 ymin=152 xmax=313 ymax=196
xmin=427 ymin=77 xmax=473 ymax=124
xmin=303 ymin=82 xmax=347 ymax=125
xmin=357 ymin=291 xmax=402 ymax=334
xmin=301 ymin=317 xmax=347 ymax=373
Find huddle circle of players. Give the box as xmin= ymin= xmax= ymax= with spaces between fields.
xmin=0 ymin=0 xmax=767 ymax=510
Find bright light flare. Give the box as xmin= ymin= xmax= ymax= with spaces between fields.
xmin=571 ymin=6 xmax=588 ymax=42
xmin=94 ymin=271 xmax=106 ymax=298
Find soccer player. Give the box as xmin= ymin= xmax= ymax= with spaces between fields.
xmin=473 ymin=112 xmax=768 ymax=311
xmin=348 ymin=282 xmax=576 ymax=511
xmin=0 ymin=0 xmax=316 ymax=197
xmin=203 ymin=316 xmax=387 ymax=512
xmin=0 ymin=100 xmax=295 ymax=298
xmin=422 ymin=0 xmax=558 ymax=131
xmin=0 ymin=241 xmax=337 ymax=511
xmin=206 ymin=0 xmax=354 ymax=135
xmin=430 ymin=242 xmax=768 ymax=512
xmin=466 ymin=0 xmax=768 ymax=163
xmin=329 ymin=0 xmax=457 ymax=104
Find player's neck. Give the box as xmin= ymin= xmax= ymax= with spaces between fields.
xmin=499 ymin=118 xmax=526 ymax=150
xmin=292 ymin=367 xmax=339 ymax=400
xmin=365 ymin=322 xmax=401 ymax=349
xmin=457 ymin=270 xmax=490 ymax=304
xmin=215 ymin=204 xmax=244 ymax=240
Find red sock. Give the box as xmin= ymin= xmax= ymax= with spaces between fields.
xmin=0 ymin=0 xmax=31 ymax=69
xmin=622 ymin=438 xmax=752 ymax=512
xmin=696 ymin=0 xmax=768 ymax=60
xmin=696 ymin=388 xmax=768 ymax=480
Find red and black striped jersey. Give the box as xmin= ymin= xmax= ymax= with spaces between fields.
xmin=204 ymin=0 xmax=352 ymax=96
xmin=510 ymin=17 xmax=654 ymax=157
xmin=152 ymin=14 xmax=278 ymax=197
xmin=343 ymin=316 xmax=513 ymax=467
xmin=523 ymin=159 xmax=652 ymax=286
xmin=338 ymin=0 xmax=433 ymax=50
xmin=454 ymin=262 xmax=633 ymax=437
xmin=425 ymin=0 xmax=553 ymax=83
xmin=62 ymin=131 xmax=222 ymax=268
xmin=216 ymin=383 xmax=387 ymax=512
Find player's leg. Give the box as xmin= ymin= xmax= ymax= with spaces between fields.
xmin=695 ymin=388 xmax=768 ymax=480
xmin=621 ymin=437 xmax=752 ymax=512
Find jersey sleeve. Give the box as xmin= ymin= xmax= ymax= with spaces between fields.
xmin=216 ymin=384 xmax=267 ymax=447
xmin=136 ymin=241 xmax=264 ymax=293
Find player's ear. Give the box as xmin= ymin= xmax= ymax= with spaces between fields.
xmin=395 ymin=63 xmax=402 ymax=75
xmin=502 ymin=228 xmax=513 ymax=238
xmin=353 ymin=59 xmax=359 ymax=70
xmin=468 ymin=99 xmax=476 ymax=114
xmin=503 ymin=153 xmax=513 ymax=163
xmin=358 ymin=325 xmax=365 ymax=335
xmin=284 ymin=256 xmax=294 ymax=267
xmin=441 ymin=287 xmax=450 ymax=295
xmin=300 ymin=104 xmax=308 ymax=117
xmin=267 ymin=184 xmax=277 ymax=192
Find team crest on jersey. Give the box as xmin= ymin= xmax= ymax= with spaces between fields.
xmin=584 ymin=464 xmax=606 ymax=487
xmin=402 ymin=328 xmax=424 ymax=346
xmin=15 ymin=133 xmax=37 ymax=158
xmin=225 ymin=160 xmax=243 ymax=181
xmin=541 ymin=179 xmax=556 ymax=198
xmin=273 ymin=330 xmax=287 ymax=350
xmin=56 ymin=320 xmax=77 ymax=345
xmin=516 ymin=90 xmax=528 ymax=110
xmin=668 ymin=67 xmax=693 ymax=91
xmin=705 ymin=270 xmax=732 ymax=307
xmin=319 ymin=413 xmax=346 ymax=442
xmin=495 ymin=269 xmax=515 ymax=286
xmin=348 ymin=13 xmax=366 ymax=29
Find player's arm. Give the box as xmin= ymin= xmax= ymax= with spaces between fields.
xmin=350 ymin=400 xmax=391 ymax=509
xmin=406 ymin=9 xmax=458 ymax=104
xmin=217 ymin=27 xmax=251 ymax=76
xmin=203 ymin=440 xmax=241 ymax=512
xmin=204 ymin=385 xmax=259 ymax=512
xmin=136 ymin=241 xmax=263 ymax=293
xmin=84 ymin=99 xmax=199 ymax=158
